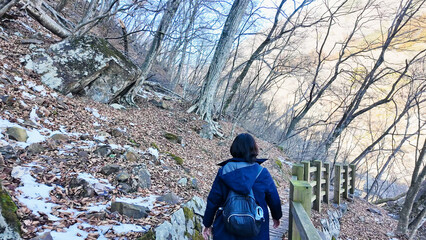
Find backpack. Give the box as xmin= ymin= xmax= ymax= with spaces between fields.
xmin=222 ymin=165 xmax=265 ymax=237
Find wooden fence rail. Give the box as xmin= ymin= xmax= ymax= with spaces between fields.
xmin=288 ymin=179 xmax=322 ymax=240
xmin=288 ymin=161 xmax=356 ymax=239
xmin=334 ymin=164 xmax=356 ymax=204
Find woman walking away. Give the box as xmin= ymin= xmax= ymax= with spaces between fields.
xmin=202 ymin=133 xmax=282 ymax=240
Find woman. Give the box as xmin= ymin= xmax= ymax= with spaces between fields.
xmin=202 ymin=133 xmax=282 ymax=240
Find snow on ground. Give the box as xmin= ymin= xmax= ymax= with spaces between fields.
xmin=11 ymin=163 xmax=152 ymax=239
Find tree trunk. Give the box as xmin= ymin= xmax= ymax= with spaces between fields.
xmin=0 ymin=0 xmax=18 ymax=18
xmin=24 ymin=0 xmax=71 ymax=38
xmin=189 ymin=0 xmax=250 ymax=126
xmin=123 ymin=0 xmax=182 ymax=104
xmin=397 ymin=139 xmax=426 ymax=235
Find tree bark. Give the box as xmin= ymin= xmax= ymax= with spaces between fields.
xmin=123 ymin=0 xmax=182 ymax=104
xmin=397 ymin=139 xmax=426 ymax=235
xmin=24 ymin=0 xmax=71 ymax=38
xmin=0 ymin=0 xmax=18 ymax=18
xmin=189 ymin=0 xmax=250 ymax=125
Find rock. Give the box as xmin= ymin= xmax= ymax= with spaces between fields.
xmin=125 ymin=150 xmax=139 ymax=162
xmin=31 ymin=232 xmax=52 ymax=240
xmin=100 ymin=164 xmax=120 ymax=175
xmin=154 ymin=196 xmax=206 ymax=240
xmin=177 ymin=178 xmax=187 ymax=187
xmin=150 ymin=99 xmax=173 ymax=110
xmin=50 ymin=133 xmax=69 ymax=142
xmin=157 ymin=192 xmax=180 ymax=205
xmin=367 ymin=208 xmax=382 ymax=215
xmin=24 ymin=35 xmax=141 ymax=103
xmin=94 ymin=145 xmax=112 ymax=157
xmin=110 ymin=201 xmax=149 ymax=219
xmin=116 ymin=172 xmax=130 ymax=182
xmin=79 ymin=134 xmax=91 ymax=140
xmin=133 ymin=168 xmax=151 ymax=189
xmin=0 ymin=185 xmax=21 ymax=240
xmin=77 ymin=151 xmax=89 ymax=160
xmin=68 ymin=178 xmax=96 ymax=197
xmin=0 ymin=146 xmax=17 ymax=161
xmin=164 ymin=133 xmax=182 ymax=144
xmin=117 ymin=183 xmax=133 ymax=193
xmin=110 ymin=128 xmax=125 ymax=138
xmin=26 ymin=143 xmax=45 ymax=154
xmin=6 ymin=127 xmax=28 ymax=142
xmin=199 ymin=124 xmax=213 ymax=140
xmin=190 ymin=178 xmax=198 ymax=190
xmin=110 ymin=103 xmax=126 ymax=110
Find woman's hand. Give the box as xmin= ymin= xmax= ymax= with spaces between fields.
xmin=202 ymin=226 xmax=212 ymax=240
xmin=273 ymin=219 xmax=280 ymax=229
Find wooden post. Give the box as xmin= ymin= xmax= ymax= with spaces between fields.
xmin=334 ymin=164 xmax=341 ymax=204
xmin=343 ymin=164 xmax=349 ymax=199
xmin=323 ymin=162 xmax=330 ymax=204
xmin=290 ymin=180 xmax=312 ymax=240
xmin=302 ymin=161 xmax=310 ymax=182
xmin=292 ymin=164 xmax=304 ymax=181
xmin=350 ymin=164 xmax=356 ymax=195
xmin=313 ymin=160 xmax=322 ymax=212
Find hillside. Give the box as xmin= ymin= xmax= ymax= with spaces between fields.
xmin=0 ymin=5 xmax=424 ymax=240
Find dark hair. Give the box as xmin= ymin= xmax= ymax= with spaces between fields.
xmin=230 ymin=133 xmax=259 ymax=163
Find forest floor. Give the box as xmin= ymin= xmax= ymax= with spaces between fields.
xmin=0 ymin=6 xmax=423 ymax=240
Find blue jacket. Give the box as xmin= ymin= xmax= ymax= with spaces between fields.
xmin=203 ymin=158 xmax=282 ymax=240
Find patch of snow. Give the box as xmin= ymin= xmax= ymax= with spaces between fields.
xmin=26 ymin=81 xmax=36 ymax=88
xmin=19 ymin=100 xmax=29 ymax=108
xmin=22 ymin=91 xmax=36 ymax=100
xmin=148 ymin=147 xmax=159 ymax=159
xmin=93 ymin=121 xmax=100 ymax=127
xmin=11 ymin=166 xmax=60 ymax=220
xmin=109 ymin=144 xmax=124 ymax=150
xmin=44 ymin=119 xmax=53 ymax=125
xmin=85 ymin=107 xmax=107 ymax=120
xmin=0 ymin=84 xmax=4 ymax=88
xmin=14 ymin=76 xmax=22 ymax=82
xmin=116 ymin=195 xmax=159 ymax=210
xmin=94 ymin=135 xmax=106 ymax=142
xmin=33 ymin=85 xmax=45 ymax=92
xmin=30 ymin=106 xmax=40 ymax=124
xmin=19 ymin=85 xmax=26 ymax=90
xmin=51 ymin=92 xmax=58 ymax=98
xmin=17 ymin=118 xmax=25 ymax=123
xmin=112 ymin=224 xmax=150 ymax=234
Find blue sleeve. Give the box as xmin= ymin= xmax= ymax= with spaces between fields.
xmin=203 ymin=169 xmax=226 ymax=228
xmin=264 ymin=168 xmax=282 ymax=220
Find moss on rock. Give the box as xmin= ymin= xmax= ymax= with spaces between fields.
xmin=164 ymin=133 xmax=182 ymax=144
xmin=138 ymin=229 xmax=155 ymax=240
xmin=275 ymin=159 xmax=283 ymax=169
xmin=183 ymin=206 xmax=194 ymax=220
xmin=150 ymin=142 xmax=160 ymax=150
xmin=192 ymin=230 xmax=204 ymax=240
xmin=166 ymin=152 xmax=184 ymax=165
xmin=0 ymin=184 xmax=21 ymax=235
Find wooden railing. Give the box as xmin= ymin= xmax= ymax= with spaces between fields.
xmin=288 ymin=179 xmax=322 ymax=240
xmin=288 ymin=161 xmax=356 ymax=240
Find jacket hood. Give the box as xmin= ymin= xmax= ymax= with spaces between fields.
xmin=217 ymin=158 xmax=267 ymax=167
xmin=219 ymin=160 xmax=263 ymax=195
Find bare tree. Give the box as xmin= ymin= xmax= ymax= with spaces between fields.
xmin=122 ymin=0 xmax=182 ymax=105
xmin=0 ymin=0 xmax=18 ymax=18
xmin=187 ymin=0 xmax=251 ymax=137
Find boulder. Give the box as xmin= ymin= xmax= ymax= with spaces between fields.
xmin=6 ymin=127 xmax=27 ymax=142
xmin=0 ymin=185 xmax=21 ymax=240
xmin=157 ymin=192 xmax=180 ymax=205
xmin=154 ymin=196 xmax=206 ymax=240
xmin=132 ymin=165 xmax=151 ymax=189
xmin=94 ymin=145 xmax=112 ymax=157
xmin=26 ymin=143 xmax=45 ymax=154
xmin=164 ymin=133 xmax=182 ymax=144
xmin=24 ymin=35 xmax=141 ymax=103
xmin=110 ymin=103 xmax=126 ymax=110
xmin=31 ymin=232 xmax=52 ymax=240
xmin=177 ymin=178 xmax=187 ymax=187
xmin=68 ymin=178 xmax=95 ymax=197
xmin=100 ymin=164 xmax=120 ymax=175
xmin=0 ymin=146 xmax=17 ymax=161
xmin=125 ymin=150 xmax=139 ymax=162
xmin=190 ymin=178 xmax=199 ymax=190
xmin=110 ymin=201 xmax=149 ymax=219
xmin=116 ymin=172 xmax=130 ymax=182
xmin=50 ymin=133 xmax=69 ymax=142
